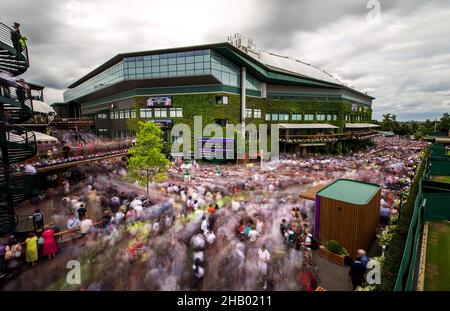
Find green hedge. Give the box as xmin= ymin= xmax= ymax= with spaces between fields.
xmin=379 ymin=148 xmax=429 ymax=291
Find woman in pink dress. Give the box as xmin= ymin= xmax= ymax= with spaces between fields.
xmin=42 ymin=226 xmax=57 ymax=259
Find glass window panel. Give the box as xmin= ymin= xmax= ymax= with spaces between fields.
xmin=177 ymin=70 xmax=186 ymax=76
xmin=176 ymin=52 xmax=185 ymax=57
xmin=186 ymin=70 xmax=195 ymax=76
xmin=265 ymin=114 xmax=271 ymax=121
xmin=176 ymin=56 xmax=185 ymax=64
xmin=168 ymin=71 xmax=177 ymax=76
xmin=168 ymin=65 xmax=177 ymax=72
xmin=136 ymin=67 xmax=143 ymax=74
xmin=193 ymin=50 xmax=203 ymax=56
xmin=185 ymin=56 xmax=194 ymax=63
xmin=160 ymin=65 xmax=168 ymax=72
xmin=185 ymin=51 xmax=194 ymax=57
xmin=177 ymin=64 xmax=186 ymax=71
xmin=194 ymin=55 xmax=203 ymax=62
xmin=194 ymin=69 xmax=204 ymax=75
xmin=160 ymin=58 xmax=168 ymax=65
xmin=204 ymin=54 xmax=211 ymax=62
xmin=194 ymin=62 xmax=204 ymax=70
xmin=186 ymin=63 xmax=194 ymax=70
xmin=152 ymin=72 xmax=160 ymax=78
xmin=168 ymin=58 xmax=177 ymax=65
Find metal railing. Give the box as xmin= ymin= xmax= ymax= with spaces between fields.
xmin=0 ymin=21 xmax=29 ymax=65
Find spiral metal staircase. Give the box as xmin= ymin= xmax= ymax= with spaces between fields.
xmin=0 ymin=22 xmax=39 ymax=234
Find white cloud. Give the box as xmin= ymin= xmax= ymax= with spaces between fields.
xmin=1 ymin=0 xmax=449 ymax=120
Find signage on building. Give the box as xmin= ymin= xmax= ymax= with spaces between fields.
xmin=351 ymin=104 xmax=358 ymax=112
xmin=147 ymin=97 xmax=172 ymax=107
xmin=149 ymin=119 xmax=173 ymax=129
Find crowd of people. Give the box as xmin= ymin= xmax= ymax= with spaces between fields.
xmin=1 ymin=135 xmax=427 ymax=290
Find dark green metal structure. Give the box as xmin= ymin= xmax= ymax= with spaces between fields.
xmin=0 ymin=21 xmax=39 ymax=234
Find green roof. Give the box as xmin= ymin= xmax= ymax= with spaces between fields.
xmin=317 ymin=179 xmax=380 ymax=205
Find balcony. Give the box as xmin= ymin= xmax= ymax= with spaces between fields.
xmin=0 ymin=21 xmax=29 ymax=75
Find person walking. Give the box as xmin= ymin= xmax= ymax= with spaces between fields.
xmin=42 ymin=225 xmax=57 ymax=259
xmin=25 ymin=233 xmax=38 ymax=266
xmin=257 ymin=244 xmax=271 ymax=289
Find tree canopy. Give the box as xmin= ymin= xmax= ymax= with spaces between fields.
xmin=127 ymin=121 xmax=170 ymax=197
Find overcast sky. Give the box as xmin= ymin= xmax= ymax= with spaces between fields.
xmin=1 ymin=0 xmax=449 ymax=121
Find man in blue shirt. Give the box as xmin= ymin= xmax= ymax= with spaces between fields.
xmin=380 ymin=206 xmax=391 ymax=225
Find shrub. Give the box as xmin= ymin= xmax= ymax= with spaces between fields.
xmin=324 ymin=240 xmax=342 ymax=254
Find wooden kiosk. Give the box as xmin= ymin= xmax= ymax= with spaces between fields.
xmin=314 ymin=179 xmax=381 ymax=258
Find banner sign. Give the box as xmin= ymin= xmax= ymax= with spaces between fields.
xmin=147 ymin=97 xmax=172 ymax=107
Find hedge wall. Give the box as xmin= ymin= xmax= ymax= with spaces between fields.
xmin=378 ymin=148 xmax=429 ymax=291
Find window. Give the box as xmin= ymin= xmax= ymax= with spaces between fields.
xmin=317 ymin=114 xmax=326 ymax=121
xmin=215 ymin=119 xmax=228 ymax=127
xmin=169 ymin=107 xmax=183 ymax=118
xmin=271 ymin=114 xmax=279 ymax=121
xmin=265 ymin=114 xmax=271 ymax=121
xmin=279 ymin=114 xmax=289 ymax=121
xmin=326 ymin=114 xmax=332 ymax=121
xmin=245 ymin=108 xmax=253 ymax=118
xmin=140 ymin=108 xmax=152 ymax=118
xmin=154 ymin=108 xmax=167 ymax=118
xmin=345 ymin=114 xmax=350 ymax=122
xmin=352 ymin=104 xmax=358 ymax=112
xmin=215 ymin=95 xmax=229 ymax=104
xmin=304 ymin=114 xmax=314 ymax=121
xmin=119 ymin=110 xmax=125 ymax=119
xmin=333 ymin=114 xmax=338 ymax=121
xmin=130 ymin=109 xmax=136 ymax=118
xmin=292 ymin=114 xmax=302 ymax=121
xmin=124 ymin=110 xmax=130 ymax=119
xmin=97 ymin=113 xmax=108 ymax=119
xmin=254 ymin=109 xmax=262 ymax=118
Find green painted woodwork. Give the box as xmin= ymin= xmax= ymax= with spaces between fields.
xmin=317 ymin=179 xmax=381 ymax=205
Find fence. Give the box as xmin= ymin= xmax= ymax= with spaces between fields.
xmin=394 ymin=144 xmax=450 ymax=291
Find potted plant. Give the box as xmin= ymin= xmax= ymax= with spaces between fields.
xmin=319 ymin=240 xmax=349 ymax=266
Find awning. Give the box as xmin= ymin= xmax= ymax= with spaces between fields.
xmin=32 ymin=100 xmax=56 ymax=115
xmin=32 ymin=131 xmax=58 ymax=143
xmin=345 ymin=123 xmax=381 ymax=129
xmin=277 ymin=123 xmax=338 ymax=129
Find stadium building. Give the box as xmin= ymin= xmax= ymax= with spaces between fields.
xmin=63 ymin=35 xmax=378 ymax=156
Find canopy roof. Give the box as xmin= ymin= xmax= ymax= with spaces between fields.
xmin=278 ymin=123 xmax=338 ymax=129
xmin=32 ymin=100 xmax=56 ymax=114
xmin=345 ymin=123 xmax=380 ymax=129
xmin=33 ymin=131 xmax=58 ymax=143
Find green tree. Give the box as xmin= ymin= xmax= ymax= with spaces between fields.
xmin=127 ymin=121 xmax=170 ymax=198
xmin=380 ymin=113 xmax=398 ymax=132
xmin=438 ymin=113 xmax=450 ymax=132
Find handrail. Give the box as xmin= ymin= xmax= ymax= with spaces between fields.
xmin=0 ymin=21 xmax=29 ymax=65
xmin=0 ymin=79 xmax=33 ymax=114
xmin=280 ymin=131 xmax=379 ymax=140
xmin=0 ymin=123 xmax=36 ymax=146
xmin=54 ymin=221 xmax=103 ymax=242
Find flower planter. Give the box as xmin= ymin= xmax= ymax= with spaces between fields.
xmin=319 ymin=247 xmax=346 ymax=266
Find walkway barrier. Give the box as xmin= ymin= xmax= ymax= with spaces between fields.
xmin=395 ymin=143 xmax=450 ymax=291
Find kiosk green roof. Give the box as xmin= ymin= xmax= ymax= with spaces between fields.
xmin=317 ymin=179 xmax=381 ymax=205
